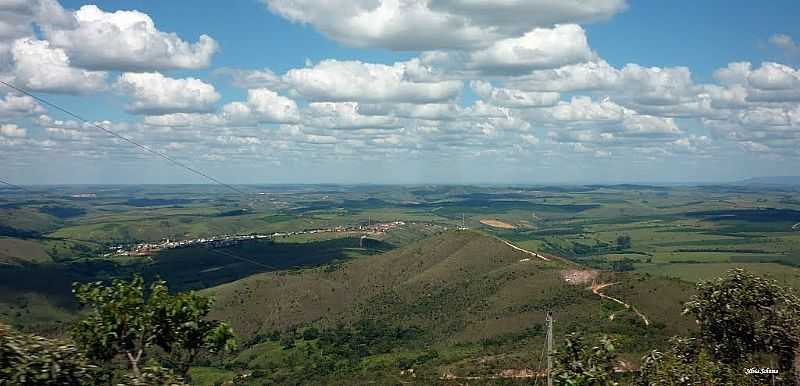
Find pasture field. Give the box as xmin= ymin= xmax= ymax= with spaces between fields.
xmin=1 ymin=183 xmax=798 ymax=294
xmin=1 ymin=183 xmax=799 ymax=382
xmin=636 ymin=262 xmax=800 ymax=288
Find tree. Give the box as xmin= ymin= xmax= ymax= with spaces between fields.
xmin=682 ymin=269 xmax=800 ymax=384
xmin=1 ymin=323 xmax=98 ymax=386
xmin=552 ymin=333 xmax=618 ymax=386
xmin=615 ymin=235 xmax=632 ymax=250
xmin=71 ymin=275 xmax=235 ymax=381
xmin=637 ymin=337 xmax=741 ymax=385
xmin=610 ymin=259 xmax=635 ymax=272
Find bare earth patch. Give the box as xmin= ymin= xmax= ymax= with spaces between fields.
xmin=480 ymin=219 xmax=515 ymax=229
xmin=560 ymin=269 xmax=598 ymax=285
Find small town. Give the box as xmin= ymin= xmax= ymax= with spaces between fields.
xmin=109 ymin=221 xmax=406 ymax=257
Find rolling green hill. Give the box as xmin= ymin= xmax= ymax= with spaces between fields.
xmin=203 ymin=230 xmax=695 ymax=383
xmin=0 ymin=237 xmax=52 ymax=265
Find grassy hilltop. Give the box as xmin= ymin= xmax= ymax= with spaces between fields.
xmin=200 ymin=230 xmax=694 ymax=384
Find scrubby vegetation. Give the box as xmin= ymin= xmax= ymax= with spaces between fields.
xmin=2 ymin=184 xmax=800 ymax=384
xmin=2 ymin=268 xmax=797 ymax=385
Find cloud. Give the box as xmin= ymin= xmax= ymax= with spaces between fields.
xmin=0 ymin=123 xmax=25 ymax=137
xmin=264 ymin=0 xmax=499 ymax=51
xmin=769 ymin=33 xmax=800 ymax=56
xmin=263 ymin=0 xmax=626 ymax=50
xmin=11 ymin=37 xmax=107 ymax=94
xmin=520 ymin=134 xmax=540 ymax=145
xmin=429 ymin=0 xmax=626 ymax=32
xmin=303 ymin=102 xmax=399 ymax=130
xmin=214 ymin=67 xmax=286 ymax=90
xmin=617 ymin=64 xmax=696 ymax=106
xmin=357 ymin=102 xmax=460 ymax=120
xmin=738 ymin=140 xmax=771 ymax=153
xmin=471 ymin=80 xmax=559 ymax=108
xmin=142 ymin=113 xmax=225 ymax=128
xmin=466 ymin=24 xmax=594 ymax=74
xmin=222 ymin=88 xmax=300 ymax=124
xmin=284 ymin=59 xmax=462 ymax=103
xmin=747 ymin=62 xmax=800 ymax=90
xmin=0 ymin=93 xmax=45 ymax=117
xmin=510 ymin=60 xmax=621 ymax=92
xmin=506 ymin=59 xmax=705 ymax=117
xmin=115 ymin=72 xmax=221 ymax=115
xmin=141 ymin=88 xmax=301 ymax=127
xmin=711 ymin=62 xmax=800 ymax=103
xmin=530 ymin=96 xmax=682 ymax=147
xmin=42 ymin=5 xmax=218 ymax=71
xmin=511 ymin=61 xmax=697 ymax=108
xmin=544 ymin=96 xmax=625 ymax=122
xmin=0 ymin=0 xmax=72 ymax=41
xmin=620 ymin=114 xmax=680 ymax=137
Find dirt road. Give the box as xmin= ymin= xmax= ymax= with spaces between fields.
xmin=590 ymin=281 xmax=650 ymax=326
xmin=499 ymin=239 xmax=550 ymax=261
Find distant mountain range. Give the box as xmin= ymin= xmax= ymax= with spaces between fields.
xmin=734 ymin=176 xmax=800 ymax=186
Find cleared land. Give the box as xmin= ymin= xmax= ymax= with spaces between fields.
xmin=479 ymin=219 xmax=516 ymax=229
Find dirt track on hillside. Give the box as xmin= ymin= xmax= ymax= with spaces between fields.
xmin=590 ymin=281 xmax=650 ymax=326
xmin=499 ymin=239 xmax=550 ymax=261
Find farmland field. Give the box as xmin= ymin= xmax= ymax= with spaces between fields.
xmin=1 ymin=183 xmax=799 ymax=382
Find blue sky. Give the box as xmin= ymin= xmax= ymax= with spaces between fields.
xmin=1 ymin=0 xmax=799 ymax=184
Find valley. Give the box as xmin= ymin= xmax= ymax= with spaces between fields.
xmin=1 ymin=183 xmax=799 ymax=383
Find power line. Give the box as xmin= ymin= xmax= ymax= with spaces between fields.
xmin=532 ymin=332 xmax=549 ymax=386
xmin=0 ymin=177 xmax=31 ymax=192
xmin=0 ymin=177 xmax=47 ymax=200
xmin=206 ymin=246 xmax=278 ymax=271
xmin=0 ymin=80 xmax=248 ymax=196
xmin=0 ymin=82 xmax=271 ymax=270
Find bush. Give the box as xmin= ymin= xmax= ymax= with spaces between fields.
xmin=0 ymin=323 xmax=99 ymax=386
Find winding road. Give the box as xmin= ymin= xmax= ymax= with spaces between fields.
xmin=499 ymin=239 xmax=550 ymax=261
xmin=591 ymin=281 xmax=650 ymax=326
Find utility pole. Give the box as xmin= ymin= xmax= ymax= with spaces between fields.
xmin=546 ymin=311 xmax=554 ymax=386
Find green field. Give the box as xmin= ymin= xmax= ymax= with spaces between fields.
xmin=1 ymin=184 xmax=799 ymax=383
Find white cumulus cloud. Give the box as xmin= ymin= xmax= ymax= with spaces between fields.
xmin=467 ymin=24 xmax=594 ymax=74
xmin=0 ymin=93 xmax=45 ymax=117
xmin=284 ymin=59 xmax=463 ymax=103
xmin=471 ymin=80 xmax=559 ymax=108
xmin=769 ymin=34 xmax=800 ymax=56
xmin=11 ymin=37 xmax=107 ymax=94
xmin=115 ymin=72 xmax=221 ymax=115
xmin=0 ymin=123 xmax=26 ymax=137
xmin=264 ymin=0 xmax=626 ymax=50
xmin=42 ymin=5 xmax=218 ymax=71
xmin=222 ymin=88 xmax=300 ymax=124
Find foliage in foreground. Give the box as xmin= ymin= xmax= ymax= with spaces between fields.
xmin=636 ymin=268 xmax=800 ymax=385
xmin=0 ymin=323 xmax=97 ymax=386
xmin=72 ymin=275 xmax=235 ymax=381
xmin=229 ymin=320 xmax=429 ymax=384
xmin=552 ymin=333 xmax=618 ymax=386
xmin=3 ymin=269 xmax=800 ymax=385
xmin=550 ymin=269 xmax=800 ymax=385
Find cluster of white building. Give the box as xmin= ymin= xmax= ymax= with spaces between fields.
xmin=109 ymin=220 xmax=406 ymax=256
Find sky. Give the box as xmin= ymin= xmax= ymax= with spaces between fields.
xmin=1 ymin=0 xmax=799 ymax=185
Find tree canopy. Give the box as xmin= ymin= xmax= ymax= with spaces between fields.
xmin=72 ymin=275 xmax=235 ymax=381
